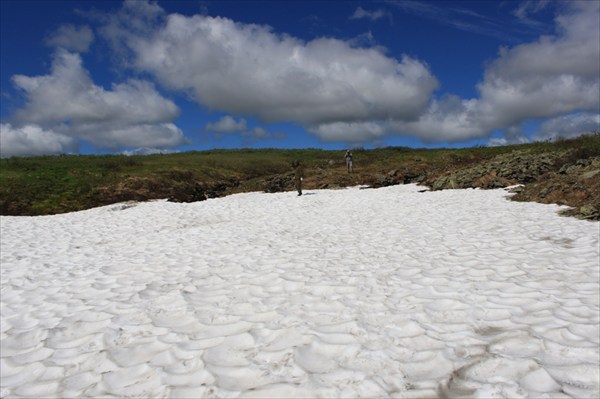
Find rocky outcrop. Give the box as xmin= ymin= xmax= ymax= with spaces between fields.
xmin=168 ymin=179 xmax=239 ymax=203
xmin=262 ymin=173 xmax=294 ymax=193
xmin=426 ymin=151 xmax=562 ymax=191
xmin=510 ymin=156 xmax=600 ymax=221
xmin=366 ymin=170 xmax=403 ymax=189
xmin=420 ymin=150 xmax=599 ymax=221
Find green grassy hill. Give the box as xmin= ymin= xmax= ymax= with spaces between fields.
xmin=1 ymin=134 xmax=599 ymax=219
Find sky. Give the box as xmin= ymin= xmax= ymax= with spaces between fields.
xmin=0 ymin=0 xmax=599 ymax=157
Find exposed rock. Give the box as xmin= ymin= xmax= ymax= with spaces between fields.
xmin=473 ymin=172 xmax=514 ymax=189
xmin=426 ymin=151 xmax=564 ymax=191
xmin=369 ymin=174 xmax=401 ymax=188
xmin=579 ymin=205 xmax=599 ymax=220
xmin=506 ymin=185 xmax=524 ymax=194
xmin=168 ymin=183 xmax=208 ymax=203
xmin=263 ymin=173 xmax=294 ymax=193
xmin=509 ymin=156 xmax=600 ymax=221
xmin=168 ymin=179 xmax=239 ymax=203
xmin=319 ymin=183 xmax=343 ymax=189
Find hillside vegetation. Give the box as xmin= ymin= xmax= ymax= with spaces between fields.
xmin=1 ymin=134 xmax=599 ymax=220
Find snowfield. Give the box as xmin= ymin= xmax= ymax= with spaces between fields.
xmin=1 ymin=184 xmax=599 ymax=398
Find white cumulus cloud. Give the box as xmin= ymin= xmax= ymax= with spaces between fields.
xmin=45 ymin=24 xmax=95 ymax=52
xmin=475 ymin=2 xmax=599 ymax=129
xmin=242 ymin=127 xmax=270 ymax=140
xmin=534 ymin=112 xmax=600 ymax=141
xmin=205 ymin=116 xmax=276 ymax=142
xmin=394 ymin=0 xmax=600 ymax=143
xmin=309 ymin=121 xmax=387 ymax=143
xmin=205 ymin=116 xmax=247 ymax=133
xmin=0 ymin=123 xmax=77 ymax=157
xmin=100 ymin=1 xmax=438 ymax=136
xmin=97 ymin=0 xmax=598 ymax=145
xmin=8 ymin=49 xmax=186 ymax=153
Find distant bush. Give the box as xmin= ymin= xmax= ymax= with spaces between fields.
xmin=98 ymin=157 xmax=143 ymax=171
xmin=161 ymin=169 xmax=196 ymax=182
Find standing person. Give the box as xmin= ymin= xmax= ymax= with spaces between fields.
xmin=344 ymin=150 xmax=353 ymax=173
xmin=292 ymin=160 xmax=304 ymax=196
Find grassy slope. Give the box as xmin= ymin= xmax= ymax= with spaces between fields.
xmin=1 ymin=134 xmax=598 ymax=216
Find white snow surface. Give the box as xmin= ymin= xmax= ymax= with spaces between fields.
xmin=1 ymin=184 xmax=599 ymax=398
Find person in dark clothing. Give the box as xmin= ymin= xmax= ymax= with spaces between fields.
xmin=344 ymin=150 xmax=353 ymax=172
xmin=292 ymin=160 xmax=304 ymax=196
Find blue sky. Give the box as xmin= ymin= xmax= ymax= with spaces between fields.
xmin=1 ymin=0 xmax=598 ymax=157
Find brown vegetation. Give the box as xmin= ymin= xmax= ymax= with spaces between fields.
xmin=1 ymin=134 xmax=598 ymax=220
